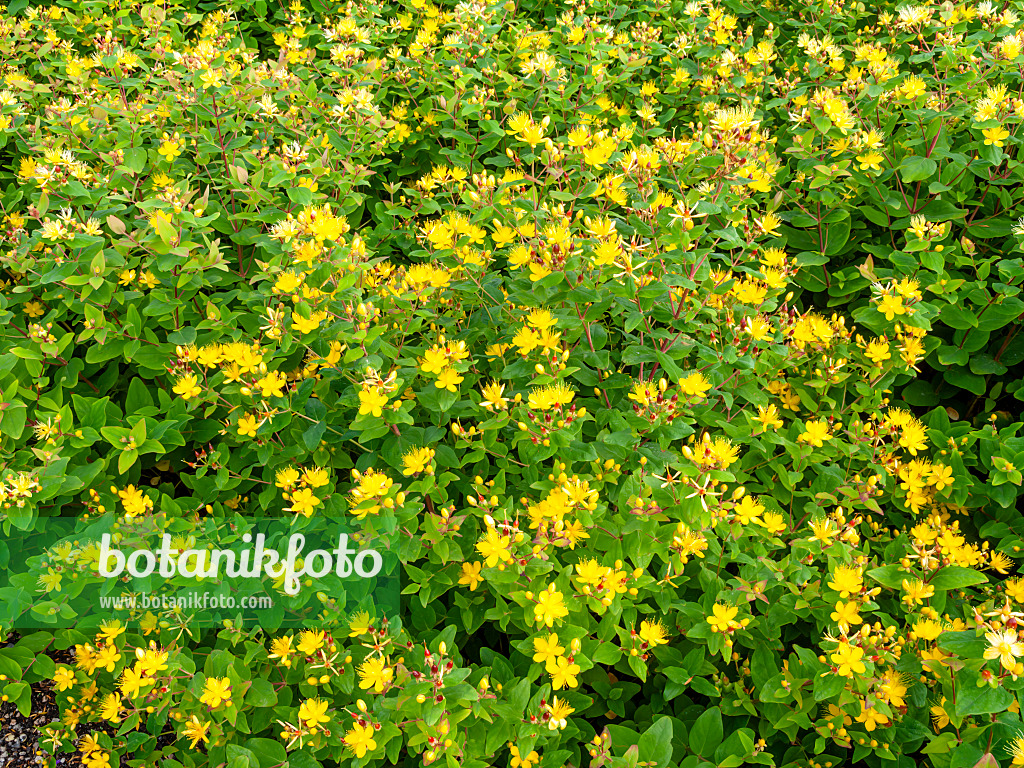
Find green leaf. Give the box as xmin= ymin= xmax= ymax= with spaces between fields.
xmin=244 ymin=679 xmax=278 ymax=708
xmin=4 ymin=682 xmax=30 ymax=717
xmin=970 ymin=354 xmax=1007 ymax=376
xmin=124 ymin=147 xmax=148 ymax=174
xmin=592 ymin=643 xmax=622 ymax=664
xmin=302 ymin=421 xmax=327 ymax=451
xmin=288 ymin=752 xmax=323 ymax=768
xmin=944 ymin=368 xmax=986 ymax=396
xmin=938 ymin=631 xmax=985 ymax=657
xmin=243 ymin=738 xmax=288 ymax=768
xmin=638 ymin=716 xmax=673 ymax=767
xmin=715 ymin=729 xmax=756 ymax=768
xmin=823 ymin=216 xmax=851 ymax=256
xmin=929 ymin=566 xmax=987 ymax=591
xmin=154 ymin=215 xmax=176 ymax=245
xmin=7 ymin=506 xmax=36 ymax=531
xmin=939 ymin=304 xmax=978 ymax=330
xmin=900 ymin=156 xmax=937 ymax=183
xmin=118 ymin=448 xmax=139 ymax=474
xmin=901 ymin=380 xmax=939 ymax=407
xmin=0 ymin=402 xmax=27 ymax=440
xmin=0 ymin=651 xmax=23 ymax=680
xmin=689 ymin=706 xmax=723 ymax=758
xmin=954 ymin=670 xmax=1013 ymax=717
xmin=126 ymin=377 xmax=155 ymax=411
xmin=226 ymin=746 xmax=258 ymax=768
xmin=288 ymin=186 xmax=313 ymax=206
xmin=814 ymin=671 xmax=846 ymax=700
xmin=977 ymin=299 xmax=1024 ymax=331
xmin=867 ymin=565 xmax=910 ymax=590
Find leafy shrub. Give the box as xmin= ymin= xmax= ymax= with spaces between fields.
xmin=0 ymin=1 xmax=1023 ymax=768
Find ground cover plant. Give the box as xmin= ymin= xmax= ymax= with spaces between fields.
xmin=1 ymin=0 xmax=1024 ymax=767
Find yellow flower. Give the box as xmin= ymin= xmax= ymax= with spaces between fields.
xmin=830 ymin=600 xmax=862 ymax=633
xmin=808 ymin=518 xmax=835 ymax=545
xmin=275 ymin=466 xmax=301 ymax=489
xmin=639 ymin=620 xmax=669 ymax=647
xmin=534 ymin=585 xmax=569 ymax=627
xmin=349 ymin=611 xmax=373 ymax=637
xmin=23 ymin=300 xmax=45 ymax=318
xmin=679 ymin=372 xmax=713 ymax=399
xmin=99 ymin=693 xmax=122 ymax=722
xmin=828 ymin=566 xmax=863 ymax=598
xmin=18 ymin=157 xmax=38 ymax=179
xmin=547 ymin=696 xmax=575 ymax=730
xmin=199 ymin=69 xmax=224 ymax=89
xmin=182 ymin=715 xmax=210 ymax=749
xmin=287 ymin=487 xmax=320 ymax=517
xmin=985 ymin=630 xmax=1024 ymax=671
xmin=357 ymin=656 xmax=393 ymax=693
xmin=459 ymin=561 xmax=483 ymax=591
xmin=879 ymin=670 xmax=909 ymax=708
xmin=119 ymin=665 xmax=153 ymax=699
xmin=292 ymin=310 xmax=325 ymax=335
xmin=707 ymin=603 xmax=741 ymax=633
xmin=38 ymin=568 xmax=61 ymax=593
xmin=274 ymin=272 xmax=304 ymax=294
xmin=1007 ymin=732 xmax=1024 ymax=766
xmin=476 ymin=528 xmax=512 ymax=568
xmin=900 ymin=74 xmax=926 ymax=100
xmin=732 ymin=495 xmax=763 ymax=525
xmin=901 ymin=578 xmax=935 ymax=606
xmin=857 ymin=151 xmax=883 ymax=171
xmin=753 ymin=404 xmax=784 ymax=432
xmin=983 ymin=126 xmax=1010 ymax=147
xmin=302 ymin=467 xmax=330 ymax=488
xmin=158 ymin=139 xmax=182 ymax=161
xmin=549 ymin=655 xmax=580 ymax=689
xmin=855 ymin=702 xmax=888 ymax=731
xmin=518 ymin=115 xmax=550 ymax=147
xmin=298 ymin=698 xmax=331 ymax=729
xmin=402 ymin=447 xmax=435 ymax=476
xmin=53 ymin=666 xmax=76 ymax=692
xmin=930 ymin=698 xmax=950 ymax=730
xmin=344 ymin=722 xmax=377 ymax=758
xmin=173 ymin=374 xmax=202 ymax=400
xmin=436 ymin=367 xmax=464 ymax=392
xmin=237 ymin=412 xmax=260 ymax=438
xmin=297 ymin=629 xmax=325 ymax=655
xmin=199 ymin=676 xmax=232 ymax=708
xmin=479 ymin=380 xmax=509 ymax=410
xmin=798 ymin=419 xmax=832 ymax=447
xmin=358 ymin=385 xmax=388 ymax=417
xmin=830 ymin=642 xmax=866 ymax=677
xmin=929 ymin=464 xmax=954 ymax=491
xmin=491 ymin=221 xmax=518 ymax=248
xmin=532 ymin=633 xmax=565 ymax=670
xmin=757 ymin=512 xmax=786 ymax=536
xmin=1007 ymin=577 xmax=1024 ymax=603
xmin=420 ymin=346 xmax=448 ymax=374
xmin=911 ymin=619 xmax=944 ymax=642
xmin=256 ymin=371 xmax=287 ymax=399
xmin=756 ymin=212 xmax=782 ymax=237
xmin=865 ymin=339 xmax=891 ymax=365
xmin=877 ymin=293 xmax=906 ymax=321
xmin=268 ymin=635 xmax=296 ymax=665
xmin=510 ymin=746 xmax=540 ymax=768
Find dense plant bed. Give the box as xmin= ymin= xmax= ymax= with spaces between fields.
xmin=0 ymin=0 xmax=1023 ymax=768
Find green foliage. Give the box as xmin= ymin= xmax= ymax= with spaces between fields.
xmin=0 ymin=0 xmax=1022 ymax=768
